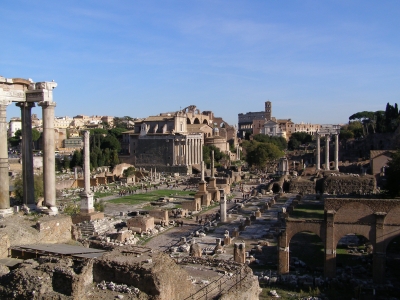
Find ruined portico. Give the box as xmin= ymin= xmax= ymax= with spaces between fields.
xmin=0 ymin=77 xmax=58 ymax=216
xmin=315 ymin=125 xmax=340 ymax=171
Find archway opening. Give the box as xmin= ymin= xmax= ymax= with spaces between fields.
xmin=194 ymin=118 xmax=200 ymax=124
xmin=272 ymin=183 xmax=281 ymax=193
xmin=187 ymin=118 xmax=191 ymax=124
xmin=289 ymin=231 xmax=324 ymax=274
xmin=336 ymin=233 xmax=373 ymax=278
xmin=386 ymin=235 xmax=400 ymax=287
xmin=203 ymin=119 xmax=208 ymax=124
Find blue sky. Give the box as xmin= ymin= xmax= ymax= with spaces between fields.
xmin=2 ymin=1 xmax=400 ymax=126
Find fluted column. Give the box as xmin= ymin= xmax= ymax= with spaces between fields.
xmin=325 ymin=135 xmax=330 ymax=171
xmin=80 ymin=131 xmax=94 ymax=214
xmin=316 ymin=133 xmax=320 ymax=170
xmin=17 ymin=102 xmax=36 ymax=208
xmin=200 ymin=138 xmax=203 ymax=162
xmin=334 ymin=134 xmax=339 ymax=171
xmin=39 ymin=101 xmax=58 ymax=213
xmin=0 ymin=101 xmax=12 ymax=215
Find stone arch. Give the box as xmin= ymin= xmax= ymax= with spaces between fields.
xmin=202 ymin=119 xmax=208 ymax=124
xmin=194 ymin=118 xmax=200 ymax=124
xmin=272 ymin=183 xmax=281 ymax=193
xmin=384 ymin=205 xmax=400 ymax=225
xmin=187 ymin=118 xmax=192 ymax=124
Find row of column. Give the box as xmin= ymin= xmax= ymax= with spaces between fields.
xmin=315 ymin=133 xmax=339 ymax=171
xmin=173 ymin=137 xmax=203 ymax=166
xmin=0 ymin=83 xmax=58 ymax=215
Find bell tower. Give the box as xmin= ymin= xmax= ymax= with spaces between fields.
xmin=265 ymin=101 xmax=272 ymax=121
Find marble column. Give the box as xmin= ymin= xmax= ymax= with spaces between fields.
xmin=80 ymin=131 xmax=94 ymax=214
xmin=211 ymin=150 xmax=215 ymax=178
xmin=236 ymin=145 xmax=240 ymax=160
xmin=325 ymin=135 xmax=330 ymax=171
xmin=334 ymin=134 xmax=339 ymax=171
xmin=17 ymin=102 xmax=36 ymax=208
xmin=0 ymin=101 xmax=12 ymax=216
xmin=194 ymin=139 xmax=198 ymax=164
xmin=39 ymin=101 xmax=58 ymax=213
xmin=316 ymin=133 xmax=320 ymax=170
xmin=201 ymin=160 xmax=205 ymax=182
xmin=200 ymin=138 xmax=203 ymax=162
xmin=220 ymin=194 xmax=227 ymax=222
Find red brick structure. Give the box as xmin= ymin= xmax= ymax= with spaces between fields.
xmin=278 ymin=198 xmax=400 ymax=283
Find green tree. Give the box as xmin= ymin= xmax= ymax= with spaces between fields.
xmin=70 ymin=150 xmax=83 ymax=168
xmin=32 ymin=128 xmax=41 ymax=142
xmin=385 ymin=150 xmax=400 ymax=197
xmin=13 ymin=174 xmax=44 ymax=203
xmin=101 ymin=135 xmax=121 ymax=152
xmin=245 ymin=142 xmax=283 ymax=169
xmin=123 ymin=166 xmax=136 ymax=177
xmin=203 ymin=145 xmax=227 ymax=165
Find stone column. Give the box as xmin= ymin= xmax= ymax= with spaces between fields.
xmin=185 ymin=139 xmax=189 ymax=165
xmin=278 ymin=231 xmax=289 ymax=274
xmin=200 ymin=138 xmax=203 ymax=162
xmin=201 ymin=160 xmax=205 ymax=182
xmin=220 ymin=194 xmax=227 ymax=222
xmin=324 ymin=210 xmax=336 ymax=278
xmin=233 ymin=243 xmax=246 ymax=263
xmin=17 ymin=102 xmax=36 ymax=208
xmin=0 ymin=100 xmax=12 ymax=216
xmin=316 ymin=133 xmax=320 ymax=171
xmin=211 ymin=150 xmax=215 ymax=178
xmin=80 ymin=131 xmax=94 ymax=214
xmin=236 ymin=144 xmax=240 ymax=160
xmin=39 ymin=101 xmax=58 ymax=213
xmin=334 ymin=134 xmax=339 ymax=171
xmin=325 ymin=135 xmax=330 ymax=171
xmin=373 ymin=212 xmax=386 ymax=284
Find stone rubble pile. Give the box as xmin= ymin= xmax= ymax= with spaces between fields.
xmin=97 ymin=280 xmax=140 ymax=295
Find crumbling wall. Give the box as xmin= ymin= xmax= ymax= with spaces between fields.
xmin=322 ymin=175 xmax=376 ymax=195
xmin=93 ymin=250 xmax=194 ymax=300
xmin=36 ymin=215 xmax=73 ymax=243
xmin=288 ymin=178 xmax=316 ymax=194
xmin=0 ymin=232 xmax=9 ymax=259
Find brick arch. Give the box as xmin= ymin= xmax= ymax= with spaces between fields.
xmin=384 ymin=232 xmax=400 ymax=251
xmin=193 ymin=118 xmax=200 ymax=124
xmin=286 ymin=222 xmax=324 ymax=245
xmin=334 ymin=225 xmax=374 ymax=249
xmin=384 ymin=205 xmax=400 ymax=225
xmin=335 ymin=202 xmax=375 ymax=224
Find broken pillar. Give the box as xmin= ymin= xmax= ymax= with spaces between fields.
xmin=234 ymin=243 xmax=246 ymax=263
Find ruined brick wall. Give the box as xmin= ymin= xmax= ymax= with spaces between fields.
xmin=288 ymin=178 xmax=316 ymax=194
xmin=0 ymin=233 xmax=9 ymax=259
xmin=126 ymin=216 xmax=154 ymax=232
xmin=36 ymin=215 xmax=73 ymax=244
xmin=148 ymin=210 xmax=169 ymax=223
xmin=322 ymin=175 xmax=376 ymax=194
xmin=136 ymin=138 xmax=173 ymax=166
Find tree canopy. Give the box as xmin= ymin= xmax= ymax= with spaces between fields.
xmin=288 ymin=132 xmax=313 ymax=150
xmin=385 ymin=150 xmax=400 ymax=197
xmin=242 ymin=140 xmax=283 ymax=169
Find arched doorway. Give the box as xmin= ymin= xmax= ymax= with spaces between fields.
xmin=272 ymin=183 xmax=281 ymax=193
xmin=336 ymin=233 xmax=373 ymax=278
xmin=386 ymin=235 xmax=400 ymax=287
xmin=289 ymin=231 xmax=324 ymax=274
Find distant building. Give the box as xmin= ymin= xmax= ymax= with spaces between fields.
xmin=238 ymin=101 xmax=271 ymax=138
xmin=8 ymin=117 xmax=21 ymax=137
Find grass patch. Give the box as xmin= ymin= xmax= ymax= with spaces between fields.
xmin=94 ymin=191 xmax=115 ymax=198
xmin=289 ymin=203 xmax=324 ymax=220
xmin=108 ymin=189 xmax=195 ymax=205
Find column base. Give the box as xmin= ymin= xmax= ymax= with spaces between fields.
xmin=0 ymin=208 xmax=13 ymax=218
xmin=37 ymin=206 xmax=58 ymax=216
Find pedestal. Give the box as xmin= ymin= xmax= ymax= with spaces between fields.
xmin=0 ymin=208 xmax=13 ymax=218
xmin=80 ymin=191 xmax=94 ymax=214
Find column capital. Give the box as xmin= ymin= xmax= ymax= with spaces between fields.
xmin=38 ymin=100 xmax=56 ymax=109
xmin=16 ymin=101 xmax=35 ymax=108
